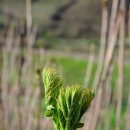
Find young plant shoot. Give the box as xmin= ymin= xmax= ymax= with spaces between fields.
xmin=43 ymin=67 xmax=95 ymax=130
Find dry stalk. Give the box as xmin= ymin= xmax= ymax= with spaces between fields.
xmin=23 ymin=1 xmax=38 ymax=126
xmin=23 ymin=26 xmax=38 ymax=127
xmin=108 ymin=0 xmax=119 ymax=41
xmin=128 ymin=6 xmax=130 ymax=44
xmin=25 ymin=88 xmax=40 ymax=130
xmin=9 ymin=36 xmax=20 ymax=77
xmin=7 ymin=34 xmax=22 ymax=130
xmin=125 ymin=91 xmax=130 ymax=130
xmin=116 ymin=1 xmax=125 ymax=130
xmin=84 ymin=2 xmax=108 ymax=129
xmin=93 ymin=1 xmax=108 ymax=90
xmin=125 ymin=0 xmax=130 ymax=108
xmin=0 ymin=27 xmax=14 ymax=130
xmin=86 ymin=1 xmax=122 ymax=130
xmin=102 ymin=63 xmax=114 ymax=130
xmin=84 ymin=45 xmax=95 ymax=87
xmin=35 ymin=69 xmax=43 ymax=130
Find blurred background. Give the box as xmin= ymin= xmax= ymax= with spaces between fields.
xmin=0 ymin=0 xmax=130 ymax=130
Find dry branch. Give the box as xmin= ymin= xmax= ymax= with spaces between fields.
xmin=125 ymin=92 xmax=130 ymax=130
xmin=0 ymin=28 xmax=14 ymax=130
xmin=93 ymin=0 xmax=108 ymax=90
xmin=86 ymin=1 xmax=122 ymax=130
xmin=84 ymin=45 xmax=95 ymax=87
xmin=116 ymin=1 xmax=125 ymax=130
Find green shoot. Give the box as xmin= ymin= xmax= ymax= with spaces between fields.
xmin=42 ymin=67 xmax=95 ymax=130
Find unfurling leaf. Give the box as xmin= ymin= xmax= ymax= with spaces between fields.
xmin=42 ymin=67 xmax=95 ymax=130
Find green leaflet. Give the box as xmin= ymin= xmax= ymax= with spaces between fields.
xmin=43 ymin=67 xmax=63 ymax=117
xmin=42 ymin=67 xmax=95 ymax=130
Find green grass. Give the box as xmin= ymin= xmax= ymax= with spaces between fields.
xmin=54 ymin=57 xmax=88 ymax=85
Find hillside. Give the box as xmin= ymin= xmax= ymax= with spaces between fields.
xmin=1 ymin=0 xmax=101 ymax=38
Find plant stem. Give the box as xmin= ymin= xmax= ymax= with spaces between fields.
xmin=65 ymin=120 xmax=71 ymax=130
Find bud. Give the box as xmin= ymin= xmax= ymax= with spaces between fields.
xmin=42 ymin=67 xmax=95 ymax=130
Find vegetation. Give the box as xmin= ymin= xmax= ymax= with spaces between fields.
xmin=43 ymin=67 xmax=95 ymax=130
xmin=0 ymin=0 xmax=130 ymax=130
